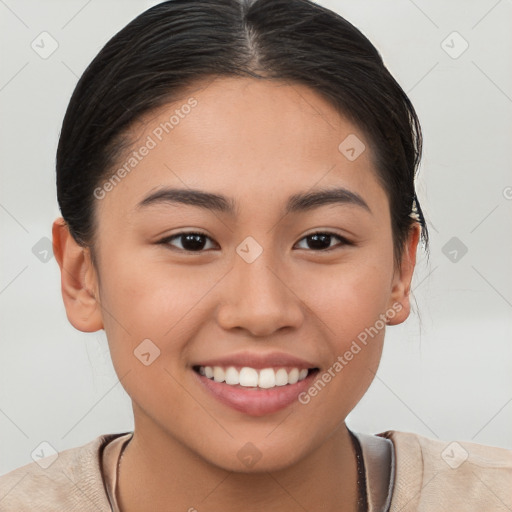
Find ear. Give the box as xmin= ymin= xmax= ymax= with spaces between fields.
xmin=386 ymin=223 xmax=421 ymax=325
xmin=52 ymin=217 xmax=104 ymax=332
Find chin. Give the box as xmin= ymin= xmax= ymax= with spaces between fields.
xmin=195 ymin=434 xmax=314 ymax=474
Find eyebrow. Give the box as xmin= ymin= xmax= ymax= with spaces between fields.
xmin=135 ymin=186 xmax=371 ymax=215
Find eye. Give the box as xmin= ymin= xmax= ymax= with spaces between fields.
xmin=160 ymin=231 xmax=218 ymax=252
xmin=159 ymin=230 xmax=351 ymax=253
xmin=294 ymin=231 xmax=351 ymax=251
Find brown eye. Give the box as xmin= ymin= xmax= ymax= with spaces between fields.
xmin=295 ymin=232 xmax=350 ymax=251
xmin=161 ymin=232 xmax=217 ymax=252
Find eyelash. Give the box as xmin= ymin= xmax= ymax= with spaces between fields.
xmin=158 ymin=230 xmax=352 ymax=253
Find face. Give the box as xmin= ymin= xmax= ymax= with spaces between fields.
xmin=56 ymin=76 xmax=417 ymax=472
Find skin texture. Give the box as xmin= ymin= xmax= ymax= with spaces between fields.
xmin=53 ymin=76 xmax=420 ymax=511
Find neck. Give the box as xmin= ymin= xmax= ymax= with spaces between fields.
xmin=117 ymin=414 xmax=361 ymax=512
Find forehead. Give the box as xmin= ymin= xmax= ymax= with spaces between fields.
xmin=96 ymin=76 xmax=386 ymax=218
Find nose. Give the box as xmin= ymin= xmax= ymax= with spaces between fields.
xmin=216 ymin=248 xmax=304 ymax=337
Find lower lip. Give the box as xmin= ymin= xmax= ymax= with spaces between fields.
xmin=193 ymin=370 xmax=318 ymax=416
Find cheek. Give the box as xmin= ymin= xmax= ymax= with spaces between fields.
xmin=292 ymin=255 xmax=392 ymax=404
xmin=95 ymin=253 xmax=211 ymax=415
xmin=293 ymin=264 xmax=390 ymax=432
xmin=98 ymin=250 xmax=207 ymax=331
xmin=297 ymin=256 xmax=393 ymax=345
xmin=96 ymin=247 xmax=232 ymax=373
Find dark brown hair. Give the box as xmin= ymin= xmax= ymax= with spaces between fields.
xmin=56 ymin=0 xmax=428 ymax=265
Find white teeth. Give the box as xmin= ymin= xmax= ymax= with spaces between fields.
xmin=258 ymin=368 xmax=276 ymax=389
xmin=213 ymin=367 xmax=225 ymax=383
xmin=288 ymin=368 xmax=299 ymax=385
xmin=239 ymin=367 xmax=259 ymax=387
xmin=199 ymin=365 xmax=311 ymax=388
xmin=225 ymin=366 xmax=240 ymax=385
xmin=275 ymin=368 xmax=289 ymax=386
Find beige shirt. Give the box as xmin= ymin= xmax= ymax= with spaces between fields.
xmin=1 ymin=429 xmax=511 ymax=511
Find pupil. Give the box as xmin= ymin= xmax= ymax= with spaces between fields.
xmin=182 ymin=234 xmax=206 ymax=251
xmin=308 ymin=234 xmax=330 ymax=250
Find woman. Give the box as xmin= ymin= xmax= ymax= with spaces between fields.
xmin=1 ymin=0 xmax=510 ymax=510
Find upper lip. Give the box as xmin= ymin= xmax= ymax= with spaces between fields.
xmin=193 ymin=352 xmax=318 ymax=370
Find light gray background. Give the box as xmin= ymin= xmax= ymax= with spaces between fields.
xmin=1 ymin=0 xmax=511 ymax=476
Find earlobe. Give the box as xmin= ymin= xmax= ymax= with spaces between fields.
xmin=386 ymin=223 xmax=421 ymax=326
xmin=52 ymin=218 xmax=104 ymax=332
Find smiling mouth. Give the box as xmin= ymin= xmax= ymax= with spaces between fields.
xmin=193 ymin=365 xmax=319 ymax=389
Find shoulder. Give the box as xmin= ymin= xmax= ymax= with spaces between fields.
xmin=0 ymin=432 xmax=132 ymax=511
xmin=379 ymin=430 xmax=512 ymax=512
